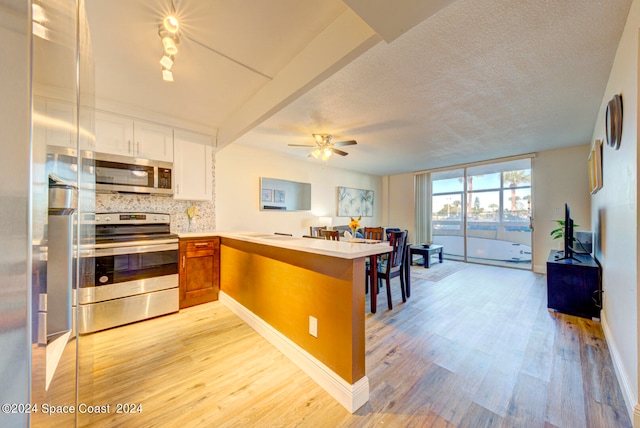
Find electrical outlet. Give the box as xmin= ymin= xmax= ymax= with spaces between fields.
xmin=555 ymin=207 xmax=561 ymax=214
xmin=309 ymin=316 xmax=318 ymax=338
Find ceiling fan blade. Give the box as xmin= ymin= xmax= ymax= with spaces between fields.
xmin=331 ymin=147 xmax=349 ymax=156
xmin=333 ymin=140 xmax=357 ymax=147
xmin=288 ymin=144 xmax=316 ymax=147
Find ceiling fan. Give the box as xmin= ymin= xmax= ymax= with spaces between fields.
xmin=288 ymin=133 xmax=357 ymax=160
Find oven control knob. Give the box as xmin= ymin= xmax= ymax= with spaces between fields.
xmin=99 ymin=276 xmax=109 ymax=284
xmin=104 ymin=216 xmax=111 ymax=222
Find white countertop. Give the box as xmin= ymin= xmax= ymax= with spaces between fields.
xmin=177 ymin=231 xmax=392 ymax=259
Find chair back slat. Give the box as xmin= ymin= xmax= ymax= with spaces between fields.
xmin=388 ymin=230 xmax=407 ymax=268
xmin=310 ymin=226 xmax=327 ymax=237
xmin=364 ymin=227 xmax=384 ymax=240
xmin=321 ymin=229 xmax=340 ymax=241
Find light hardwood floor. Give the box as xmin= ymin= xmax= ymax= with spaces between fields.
xmin=77 ymin=263 xmax=631 ymax=427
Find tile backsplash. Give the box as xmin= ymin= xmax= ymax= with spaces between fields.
xmin=96 ymin=194 xmax=215 ymax=233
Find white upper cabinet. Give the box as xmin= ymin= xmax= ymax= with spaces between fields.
xmin=173 ymin=129 xmax=212 ymax=201
xmin=134 ymin=120 xmax=173 ymax=162
xmin=94 ymin=111 xmax=133 ymax=156
xmin=36 ymin=98 xmax=77 ymax=148
xmin=94 ymin=112 xmax=173 ymax=162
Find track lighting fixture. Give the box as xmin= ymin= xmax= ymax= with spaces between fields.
xmin=158 ymin=12 xmax=180 ymax=81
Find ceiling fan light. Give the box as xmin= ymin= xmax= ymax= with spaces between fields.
xmin=162 ymin=36 xmax=178 ymax=55
xmin=163 ymin=15 xmax=179 ymax=33
xmin=159 ymin=54 xmax=174 ymax=70
xmin=322 ymin=149 xmax=332 ymax=160
xmin=311 ymin=149 xmax=321 ymax=159
xmin=313 ymin=133 xmax=330 ymax=145
xmin=162 ymin=68 xmax=174 ymax=82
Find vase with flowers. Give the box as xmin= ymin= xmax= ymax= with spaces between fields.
xmin=349 ymin=216 xmax=361 ymax=237
xmin=186 ymin=205 xmax=201 ymax=232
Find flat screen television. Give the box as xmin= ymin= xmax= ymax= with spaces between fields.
xmin=558 ymin=203 xmax=580 ymax=262
xmin=564 ymin=203 xmax=574 ymax=258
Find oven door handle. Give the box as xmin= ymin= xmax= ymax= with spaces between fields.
xmin=84 ymin=238 xmax=178 ymax=249
xmin=80 ymin=243 xmax=178 ymax=258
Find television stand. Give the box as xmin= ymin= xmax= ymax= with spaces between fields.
xmin=546 ymin=250 xmax=601 ymax=319
xmin=553 ymin=250 xmax=582 ymax=263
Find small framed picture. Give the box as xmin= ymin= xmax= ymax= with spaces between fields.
xmin=261 ymin=189 xmax=273 ymax=202
xmin=274 ymin=190 xmax=285 ymax=203
xmin=588 ymin=139 xmax=603 ymax=194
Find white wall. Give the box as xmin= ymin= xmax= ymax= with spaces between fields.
xmin=590 ymin=0 xmax=639 ymax=421
xmin=215 ymin=144 xmax=383 ymax=236
xmin=385 ymin=173 xmax=416 ymax=241
xmin=532 ymin=146 xmax=592 ymax=273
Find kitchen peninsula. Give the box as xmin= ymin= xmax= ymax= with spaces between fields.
xmin=180 ymin=231 xmax=391 ymax=412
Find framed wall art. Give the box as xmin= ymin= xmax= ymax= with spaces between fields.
xmin=337 ymin=186 xmax=374 ymax=217
xmin=588 ymin=139 xmax=603 ymax=194
xmin=261 ymin=188 xmax=273 ymax=202
xmin=274 ymin=189 xmax=285 ymax=203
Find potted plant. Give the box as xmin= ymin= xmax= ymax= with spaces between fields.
xmin=550 ymin=219 xmax=579 ymax=241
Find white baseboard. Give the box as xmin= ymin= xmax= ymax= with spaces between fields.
xmin=601 ymin=311 xmax=637 ymax=424
xmin=533 ymin=263 xmax=546 ymax=274
xmin=219 ymin=291 xmax=369 ymax=413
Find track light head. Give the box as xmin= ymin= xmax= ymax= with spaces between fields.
xmin=162 ymin=36 xmax=178 ymax=55
xmin=163 ymin=15 xmax=179 ymax=33
xmin=159 ymin=54 xmax=174 ymax=70
xmin=162 ymin=68 xmax=174 ymax=82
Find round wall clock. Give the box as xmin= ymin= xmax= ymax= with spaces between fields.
xmin=605 ymin=94 xmax=623 ymax=150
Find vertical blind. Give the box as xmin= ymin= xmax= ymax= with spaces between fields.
xmin=414 ymin=172 xmax=432 ymax=244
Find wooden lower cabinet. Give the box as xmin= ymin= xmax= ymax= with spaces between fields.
xmin=179 ymin=237 xmax=220 ymax=308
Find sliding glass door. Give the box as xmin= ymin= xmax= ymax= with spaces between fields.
xmin=431 ymin=159 xmax=532 ymax=269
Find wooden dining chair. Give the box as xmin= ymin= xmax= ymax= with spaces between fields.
xmin=321 ymin=229 xmax=340 ymax=241
xmin=367 ymin=230 xmax=408 ymax=310
xmin=385 ymin=227 xmax=402 ymax=241
xmin=310 ymin=226 xmax=327 ymax=237
xmin=363 ymin=227 xmax=384 ymax=241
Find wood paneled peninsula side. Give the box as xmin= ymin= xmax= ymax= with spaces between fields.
xmin=184 ymin=231 xmax=391 ymax=412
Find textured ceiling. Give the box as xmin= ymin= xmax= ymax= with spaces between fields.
xmin=85 ymin=0 xmax=633 ymax=177
xmin=234 ymin=0 xmax=633 ymax=176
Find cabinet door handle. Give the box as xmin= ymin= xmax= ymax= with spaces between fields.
xmin=182 ymin=255 xmax=185 ymax=269
xmin=194 ymin=243 xmax=209 ymax=248
xmin=128 ymin=140 xmax=132 ymax=153
xmin=136 ymin=141 xmax=140 ymax=155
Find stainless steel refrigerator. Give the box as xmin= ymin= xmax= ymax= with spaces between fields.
xmin=0 ymin=1 xmax=94 ymax=426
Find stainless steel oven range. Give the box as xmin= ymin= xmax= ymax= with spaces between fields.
xmin=78 ymin=212 xmax=178 ymax=334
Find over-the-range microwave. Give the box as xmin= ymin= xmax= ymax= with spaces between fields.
xmin=94 ymin=152 xmax=172 ymax=195
xmin=45 ymin=147 xmax=173 ymax=196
